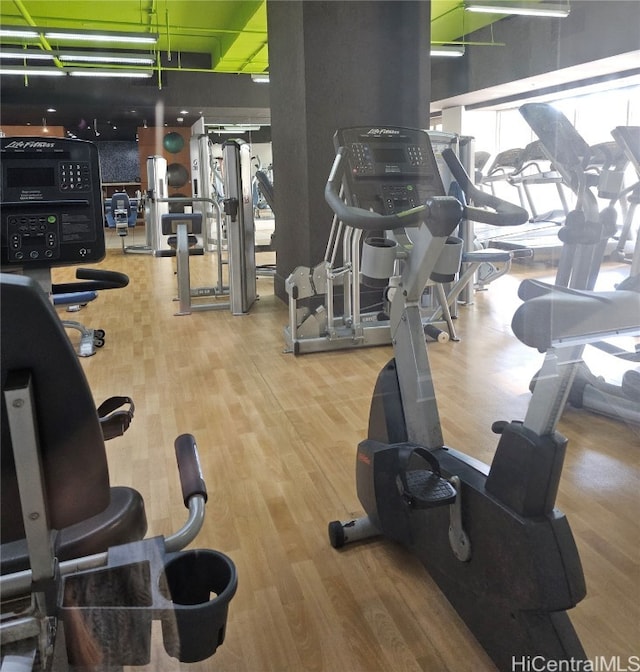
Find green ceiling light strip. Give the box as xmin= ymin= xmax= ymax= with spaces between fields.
xmin=430 ymin=46 xmax=465 ymax=57
xmin=0 ymin=47 xmax=54 ymax=60
xmin=68 ymin=69 xmax=152 ymax=78
xmin=57 ymin=51 xmax=155 ymax=65
xmin=465 ymin=1 xmax=570 ymax=18
xmin=0 ymin=26 xmax=159 ymax=46
xmin=0 ymin=27 xmax=39 ymax=38
xmin=43 ymin=29 xmax=159 ymax=44
xmin=0 ymin=65 xmax=64 ymax=76
xmin=0 ymin=64 xmax=153 ymax=78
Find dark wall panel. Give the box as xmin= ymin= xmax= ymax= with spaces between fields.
xmin=97 ymin=141 xmax=140 ymax=183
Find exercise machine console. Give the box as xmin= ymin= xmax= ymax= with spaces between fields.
xmin=335 ymin=126 xmax=446 ymax=212
xmin=0 ymin=137 xmax=128 ymax=356
xmin=0 ymin=136 xmax=105 ymax=268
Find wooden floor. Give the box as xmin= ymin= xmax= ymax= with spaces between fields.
xmin=52 ymin=238 xmax=639 ymax=672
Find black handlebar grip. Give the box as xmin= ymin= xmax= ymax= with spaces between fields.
xmin=53 ymin=268 xmax=130 ymax=294
xmin=76 ymin=268 xmax=130 ymax=289
xmin=441 ymin=148 xmax=529 ymax=227
xmin=324 ymin=149 xmax=429 ymax=231
xmin=174 ymin=433 xmax=208 ymax=507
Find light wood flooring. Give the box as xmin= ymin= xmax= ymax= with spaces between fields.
xmin=52 ymin=239 xmax=639 ymax=671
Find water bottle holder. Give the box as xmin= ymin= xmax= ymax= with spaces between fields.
xmin=361 ymin=237 xmax=398 ymax=284
xmin=60 ymin=537 xmax=237 ymax=666
xmin=430 ymin=236 xmax=463 ymax=283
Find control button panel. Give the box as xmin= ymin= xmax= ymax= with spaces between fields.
xmin=407 ymin=145 xmax=428 ymax=167
xmin=6 ymin=214 xmax=60 ymax=262
xmin=59 ymin=161 xmax=91 ymax=191
xmin=350 ymin=143 xmax=375 ymax=176
xmin=380 ymin=184 xmax=420 ymax=214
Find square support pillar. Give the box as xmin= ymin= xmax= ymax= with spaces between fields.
xmin=267 ymin=0 xmax=431 ymax=301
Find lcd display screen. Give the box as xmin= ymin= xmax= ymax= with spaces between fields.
xmin=7 ymin=166 xmax=56 ymax=189
xmin=373 ymin=147 xmax=405 ymax=163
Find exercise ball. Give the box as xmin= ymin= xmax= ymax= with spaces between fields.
xmin=167 ymin=163 xmax=189 ymax=188
xmin=163 ymin=132 xmax=185 ymax=154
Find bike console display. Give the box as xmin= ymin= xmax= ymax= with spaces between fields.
xmin=334 ymin=126 xmax=446 ymax=215
xmin=0 ymin=137 xmax=105 ymax=268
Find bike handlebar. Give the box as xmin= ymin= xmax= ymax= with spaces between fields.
xmin=324 ymin=145 xmax=529 ymax=232
xmin=324 ymin=149 xmax=432 ymax=231
xmin=441 ymin=148 xmax=529 ymax=227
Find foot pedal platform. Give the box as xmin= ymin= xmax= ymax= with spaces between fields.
xmin=403 ymin=470 xmax=457 ymax=508
xmin=396 ymin=444 xmax=457 ymax=509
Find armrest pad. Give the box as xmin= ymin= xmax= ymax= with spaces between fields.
xmin=175 ymin=434 xmax=208 ymax=507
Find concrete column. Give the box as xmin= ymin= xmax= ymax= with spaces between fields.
xmin=267 ymin=0 xmax=431 ymax=300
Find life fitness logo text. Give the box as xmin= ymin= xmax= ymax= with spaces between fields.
xmin=5 ymin=140 xmax=56 ymax=150
xmin=367 ymin=128 xmax=400 ymax=136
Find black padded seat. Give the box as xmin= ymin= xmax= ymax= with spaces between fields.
xmin=1 ymin=274 xmax=147 ymax=577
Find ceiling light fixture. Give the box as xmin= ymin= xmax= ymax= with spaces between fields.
xmin=58 ymin=51 xmax=155 ymax=65
xmin=0 ymin=66 xmax=65 ymax=76
xmin=465 ymin=2 xmax=570 ymax=18
xmin=68 ymin=69 xmax=153 ymax=79
xmin=251 ymin=73 xmax=269 ymax=83
xmin=430 ymin=46 xmax=466 ymax=57
xmin=44 ymin=29 xmax=158 ymax=44
xmin=0 ymin=28 xmax=39 ymax=39
xmin=205 ymin=124 xmax=262 ymax=134
xmin=0 ymin=48 xmax=54 ymax=61
xmin=225 ymin=125 xmax=260 ymax=132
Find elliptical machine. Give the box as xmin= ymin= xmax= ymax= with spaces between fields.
xmin=519 ymin=104 xmax=640 ymax=424
xmin=325 ymin=126 xmax=640 ymax=670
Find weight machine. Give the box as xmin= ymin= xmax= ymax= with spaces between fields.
xmin=136 ymin=139 xmax=257 ymax=316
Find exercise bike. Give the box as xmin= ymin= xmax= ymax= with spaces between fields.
xmin=325 ymin=126 xmax=640 ymax=670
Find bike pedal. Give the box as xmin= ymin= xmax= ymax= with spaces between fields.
xmin=403 ymin=470 xmax=457 ymax=508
